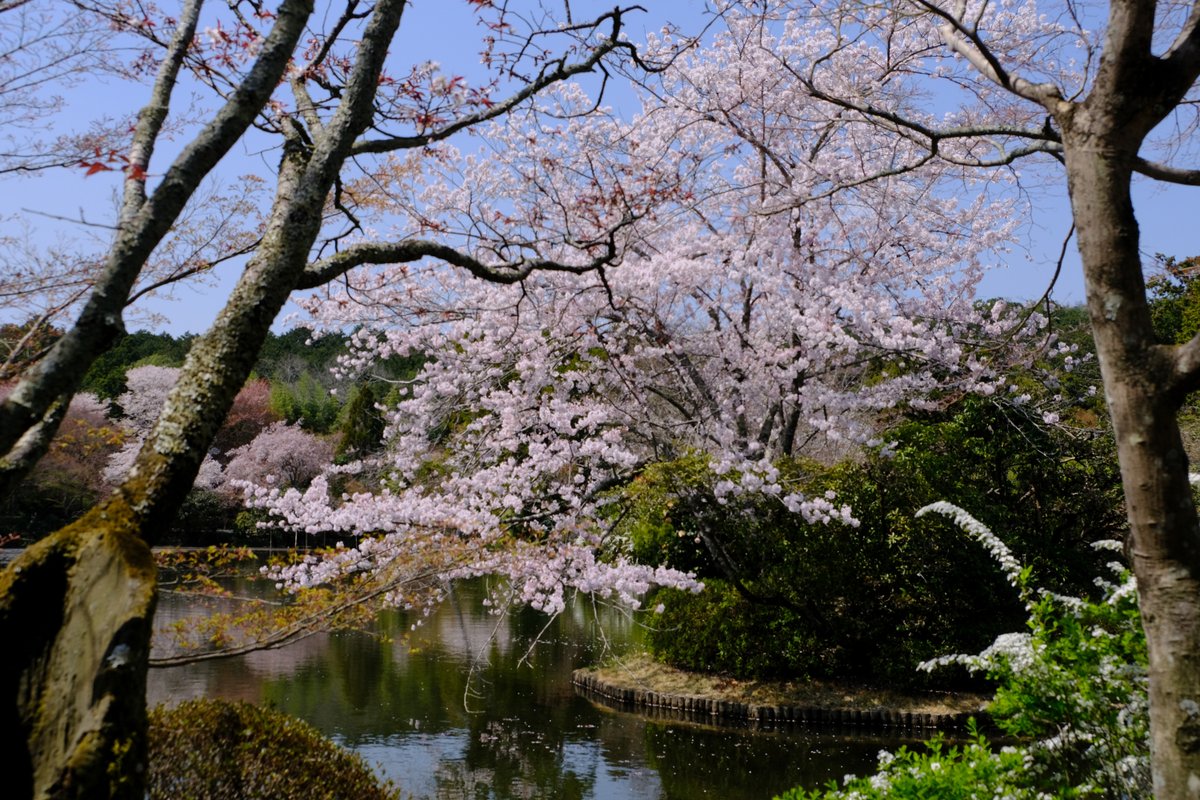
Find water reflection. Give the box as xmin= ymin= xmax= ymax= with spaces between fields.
xmin=148 ymin=580 xmax=923 ymax=800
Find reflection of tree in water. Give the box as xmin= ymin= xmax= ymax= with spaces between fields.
xmin=254 ymin=582 xmax=623 ymax=738
xmin=156 ymin=580 xmax=905 ymax=798
xmin=644 ymin=722 xmax=925 ymax=800
xmin=435 ymin=716 xmax=592 ymax=800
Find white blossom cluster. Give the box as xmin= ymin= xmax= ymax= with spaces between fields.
xmin=914 ymin=503 xmax=1149 ymax=799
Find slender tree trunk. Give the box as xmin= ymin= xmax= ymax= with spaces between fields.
xmin=1065 ymin=127 xmax=1200 ymax=798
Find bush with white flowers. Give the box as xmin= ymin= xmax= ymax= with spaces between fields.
xmin=777 ymin=504 xmax=1148 ymax=800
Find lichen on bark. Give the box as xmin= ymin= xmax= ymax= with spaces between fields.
xmin=0 ymin=514 xmax=156 ymax=800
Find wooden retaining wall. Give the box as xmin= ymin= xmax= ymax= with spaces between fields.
xmin=572 ymin=668 xmax=983 ymax=731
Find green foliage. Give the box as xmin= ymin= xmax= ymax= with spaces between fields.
xmin=776 ymin=512 xmax=1148 ymax=800
xmin=270 ymin=372 xmax=342 ymax=433
xmin=640 ymin=399 xmax=1122 ymax=687
xmin=620 ymin=452 xmax=719 ymax=574
xmin=255 ymin=327 xmax=349 ymax=381
xmin=650 ymin=580 xmax=826 ymax=678
xmin=976 ymin=573 xmax=1148 ymax=795
xmin=131 ymin=352 xmax=183 ymax=369
xmin=148 ymin=699 xmax=401 ymax=800
xmin=81 ymin=330 xmax=194 ymax=399
xmin=779 ymin=728 xmax=1027 ymax=800
xmin=233 ymin=508 xmax=271 ymax=539
xmin=337 ymin=382 xmax=386 ymax=461
xmin=1147 ymin=254 xmax=1200 ymax=345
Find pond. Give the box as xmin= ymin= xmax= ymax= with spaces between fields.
xmin=147 ymin=577 xmax=931 ymax=800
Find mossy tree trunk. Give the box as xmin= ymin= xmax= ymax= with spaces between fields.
xmin=0 ymin=516 xmax=155 ymax=799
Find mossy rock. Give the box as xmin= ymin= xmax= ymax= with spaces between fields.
xmin=148 ymin=699 xmax=400 ymax=800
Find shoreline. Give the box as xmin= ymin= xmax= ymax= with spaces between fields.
xmin=572 ymin=654 xmax=990 ymax=731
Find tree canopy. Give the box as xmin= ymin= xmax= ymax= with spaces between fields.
xmin=5 ymin=0 xmax=1200 ymax=796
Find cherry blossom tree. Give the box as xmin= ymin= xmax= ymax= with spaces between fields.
xmin=113 ymin=365 xmax=179 ymax=432
xmin=602 ymin=1 xmax=1200 ymax=794
xmin=223 ymin=421 xmax=331 ymax=490
xmin=102 ymin=365 xmax=223 ymax=490
xmin=211 ymin=377 xmax=277 ymax=454
xmin=260 ymin=0 xmax=1055 ymax=647
xmin=0 ymin=3 xmax=703 ymax=796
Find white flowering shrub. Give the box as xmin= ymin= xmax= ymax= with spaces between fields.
xmin=777 ymin=504 xmax=1148 ymax=800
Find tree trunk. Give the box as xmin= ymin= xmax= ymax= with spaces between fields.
xmin=0 ymin=512 xmax=156 ymax=800
xmin=1065 ymin=126 xmax=1200 ymax=798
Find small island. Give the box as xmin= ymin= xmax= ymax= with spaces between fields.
xmin=574 ymin=654 xmax=989 ymax=730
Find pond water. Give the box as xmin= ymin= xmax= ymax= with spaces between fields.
xmin=147 ymin=578 xmax=931 ymax=800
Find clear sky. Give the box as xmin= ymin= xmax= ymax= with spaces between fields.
xmin=3 ymin=1 xmax=1197 ymax=335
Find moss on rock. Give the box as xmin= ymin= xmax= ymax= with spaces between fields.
xmin=148 ymin=699 xmax=401 ymax=800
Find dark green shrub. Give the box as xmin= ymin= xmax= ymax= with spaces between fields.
xmin=148 ymin=699 xmax=400 ymax=800
xmin=167 ymin=489 xmax=240 ymax=545
xmin=649 ymin=579 xmax=830 ymax=679
xmin=270 ymin=373 xmax=342 ymax=433
xmin=336 ymin=382 xmax=386 ymax=461
xmin=640 ymin=398 xmax=1123 ymax=687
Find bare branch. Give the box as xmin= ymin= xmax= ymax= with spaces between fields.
xmin=119 ymin=0 xmax=204 ymax=224
xmin=1134 ymin=156 xmax=1200 ymax=185
xmin=351 ymin=7 xmax=630 ymax=155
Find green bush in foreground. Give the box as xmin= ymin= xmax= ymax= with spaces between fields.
xmin=148 ymin=699 xmax=401 ymax=800
xmin=777 ymin=503 xmax=1148 ymax=800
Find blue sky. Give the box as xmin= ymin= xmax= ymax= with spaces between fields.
xmin=3 ymin=1 xmax=1197 ymax=335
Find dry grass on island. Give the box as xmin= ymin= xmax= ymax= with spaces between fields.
xmin=580 ymin=652 xmax=990 ymax=718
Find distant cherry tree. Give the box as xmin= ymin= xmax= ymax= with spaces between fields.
xmin=223 ymin=421 xmax=331 ymax=491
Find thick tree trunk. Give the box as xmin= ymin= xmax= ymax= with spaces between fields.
xmin=0 ymin=511 xmax=156 ymax=799
xmin=1065 ymin=129 xmax=1200 ymax=798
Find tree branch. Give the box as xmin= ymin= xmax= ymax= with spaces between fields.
xmin=298 ymin=233 xmax=624 ymax=289
xmin=0 ymin=393 xmax=69 ymax=499
xmin=914 ymin=0 xmax=1064 ymax=107
xmin=1134 ymin=157 xmax=1200 ymax=185
xmin=119 ymin=0 xmax=203 ymax=225
xmin=351 ymin=7 xmax=629 ymax=155
xmin=1172 ymin=331 xmax=1200 ymax=396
